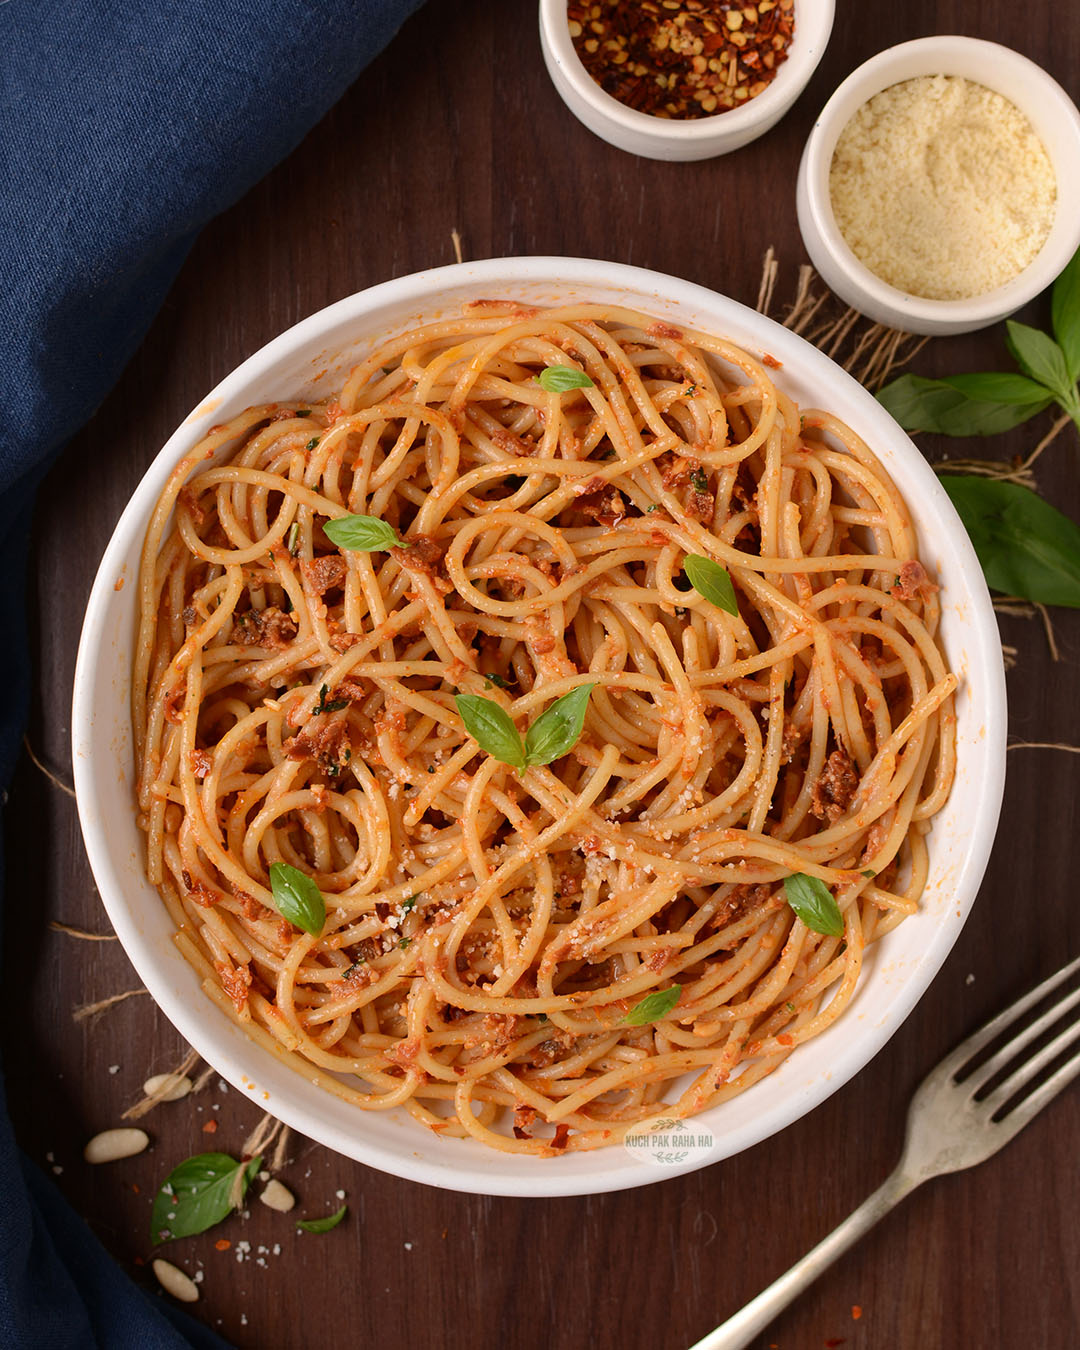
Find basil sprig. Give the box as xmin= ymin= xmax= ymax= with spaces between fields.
xmin=783 ymin=874 xmax=844 ymax=938
xmin=297 ymin=1203 xmax=348 ymax=1234
xmin=624 ymin=985 xmax=681 ymax=1025
xmin=151 ymin=1152 xmax=261 ymax=1245
xmin=878 ymin=245 xmax=1080 ymax=437
xmin=269 ymin=861 xmax=326 ymax=936
xmin=939 ymin=476 xmax=1080 ymax=608
xmin=682 ymin=554 xmax=738 ymax=615
xmin=455 ymin=684 xmax=594 ymax=772
xmin=323 ymin=514 xmax=407 ymax=552
xmin=536 ymin=365 xmax=594 ymax=392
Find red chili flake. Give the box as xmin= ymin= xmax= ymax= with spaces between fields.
xmin=131 ymin=1183 xmax=141 ymax=1195
xmin=567 ymin=0 xmax=795 ymax=119
xmin=825 ymin=1340 xmax=846 ymax=1348
xmin=214 ymin=1239 xmax=231 ymax=1252
xmin=550 ymin=1123 xmax=571 ymax=1150
xmin=852 ymin=1306 xmax=863 ymax=1320
xmin=202 ymin=1119 xmax=218 ymax=1134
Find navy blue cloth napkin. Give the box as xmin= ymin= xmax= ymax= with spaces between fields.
xmin=0 ymin=2 xmax=422 ymax=1344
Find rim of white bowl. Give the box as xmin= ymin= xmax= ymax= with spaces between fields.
xmin=538 ymin=0 xmax=835 ymax=144
xmin=800 ymin=36 xmax=1080 ymax=326
xmin=72 ymin=256 xmax=1007 ymax=1197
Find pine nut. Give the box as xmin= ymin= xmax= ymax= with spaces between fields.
xmin=143 ymin=1073 xmax=193 ymax=1102
xmin=152 ymin=1259 xmax=199 ymax=1303
xmin=83 ymin=1128 xmax=149 ymax=1164
xmin=258 ymin=1178 xmax=296 ymax=1212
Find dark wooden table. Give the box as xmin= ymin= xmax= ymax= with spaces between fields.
xmin=6 ymin=2 xmax=1080 ymax=1346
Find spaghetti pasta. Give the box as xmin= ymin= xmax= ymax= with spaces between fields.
xmin=133 ymin=301 xmax=956 ymax=1154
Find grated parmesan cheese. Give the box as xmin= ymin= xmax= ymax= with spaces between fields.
xmin=829 ymin=74 xmax=1056 ymax=300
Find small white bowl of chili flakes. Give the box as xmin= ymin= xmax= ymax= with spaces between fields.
xmin=539 ymin=0 xmax=833 ymax=160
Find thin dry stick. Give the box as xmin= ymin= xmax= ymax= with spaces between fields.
xmin=23 ymin=737 xmax=76 ymax=799
xmin=191 ymin=1063 xmax=217 ymax=1094
xmin=73 ymin=987 xmax=148 ymax=1022
xmin=270 ymin=1124 xmax=292 ymax=1175
xmin=782 ymin=264 xmax=818 ymax=332
xmin=991 ymin=596 xmax=1060 ymax=663
xmin=935 ymin=411 xmax=1073 ymax=490
xmin=756 ymin=246 xmax=778 ymax=316
xmin=122 ymin=1047 xmax=201 ymax=1120
xmin=1035 ymin=603 xmax=1061 ymax=662
xmin=451 ymin=228 xmax=464 ymax=265
xmin=874 ymin=332 xmax=930 ymax=389
xmin=1007 ymin=741 xmax=1080 ymax=753
xmin=49 ymin=920 xmax=117 ymax=941
xmin=816 ymin=306 xmax=862 ymax=359
xmin=243 ymin=1112 xmax=284 ymax=1163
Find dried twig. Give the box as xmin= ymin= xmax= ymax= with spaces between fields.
xmin=73 ymin=988 xmax=148 ymax=1023
xmin=23 ymin=737 xmax=76 ymax=799
xmin=451 ymin=228 xmax=464 ymax=265
xmin=50 ymin=920 xmax=117 ymax=941
xmin=755 ymin=246 xmax=778 ymax=317
xmin=934 ymin=412 xmax=1073 ymax=491
xmin=122 ymin=1047 xmax=201 ymax=1120
xmin=270 ymin=1124 xmax=292 ymax=1175
xmin=1008 ymin=740 xmax=1080 ymax=753
xmin=991 ymin=596 xmax=1061 ymax=662
xmin=1035 ymin=603 xmax=1061 ymax=662
xmin=191 ymin=1064 xmax=217 ymax=1094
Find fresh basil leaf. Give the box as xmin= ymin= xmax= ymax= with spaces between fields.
xmin=1051 ymin=246 xmax=1080 ymax=384
xmin=297 ymin=1203 xmax=348 ymax=1234
xmin=537 ymin=365 xmax=594 ymax=392
xmin=624 ymin=985 xmax=681 ymax=1026
xmin=269 ymin=861 xmax=326 ymax=936
xmin=323 ymin=514 xmax=404 ymax=552
xmin=877 ymin=372 xmax=1054 ymax=436
xmin=151 ymin=1153 xmax=261 ymax=1245
xmin=783 ymin=874 xmax=844 ymax=937
xmin=1004 ymin=321 xmax=1074 ymax=401
xmin=455 ymin=693 xmax=526 ymax=770
xmin=939 ymin=475 xmax=1080 ymax=608
xmin=861 ymin=869 xmax=876 ymax=878
xmin=523 ymin=684 xmax=594 ymax=767
xmin=483 ymin=673 xmax=512 ymax=690
xmin=683 ymin=554 xmax=738 ymax=615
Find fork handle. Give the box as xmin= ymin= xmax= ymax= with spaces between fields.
xmin=687 ymin=1166 xmax=920 ymax=1350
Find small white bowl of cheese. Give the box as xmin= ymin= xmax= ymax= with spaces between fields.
xmin=796 ymin=36 xmax=1080 ymax=335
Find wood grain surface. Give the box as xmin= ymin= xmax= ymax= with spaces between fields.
xmin=5 ymin=2 xmax=1080 ymax=1347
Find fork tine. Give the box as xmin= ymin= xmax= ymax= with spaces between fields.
xmin=987 ymin=1043 xmax=1080 ymax=1146
xmin=979 ymin=1000 xmax=1080 ymax=1114
xmin=930 ymin=954 xmax=1080 ymax=1085
xmin=971 ymin=982 xmax=1080 ymax=1100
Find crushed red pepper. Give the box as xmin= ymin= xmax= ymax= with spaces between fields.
xmin=567 ymin=0 xmax=795 ymax=119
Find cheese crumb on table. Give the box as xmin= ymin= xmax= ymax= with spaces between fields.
xmin=829 ymin=74 xmax=1056 ymax=300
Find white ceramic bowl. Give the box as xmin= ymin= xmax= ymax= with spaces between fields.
xmin=797 ymin=36 xmax=1080 ymax=335
xmin=72 ymin=257 xmax=1006 ymax=1197
xmin=539 ymin=0 xmax=834 ymax=160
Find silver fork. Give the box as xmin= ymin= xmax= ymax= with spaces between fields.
xmin=688 ymin=954 xmax=1080 ymax=1350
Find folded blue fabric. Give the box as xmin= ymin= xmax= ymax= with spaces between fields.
xmin=0 ymin=2 xmax=422 ymax=1344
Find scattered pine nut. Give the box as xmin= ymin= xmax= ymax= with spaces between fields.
xmin=152 ymin=1258 xmax=199 ymax=1303
xmin=142 ymin=1073 xmax=192 ymax=1102
xmin=83 ymin=1128 xmax=149 ymax=1164
xmin=258 ymin=1179 xmax=296 ymax=1212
